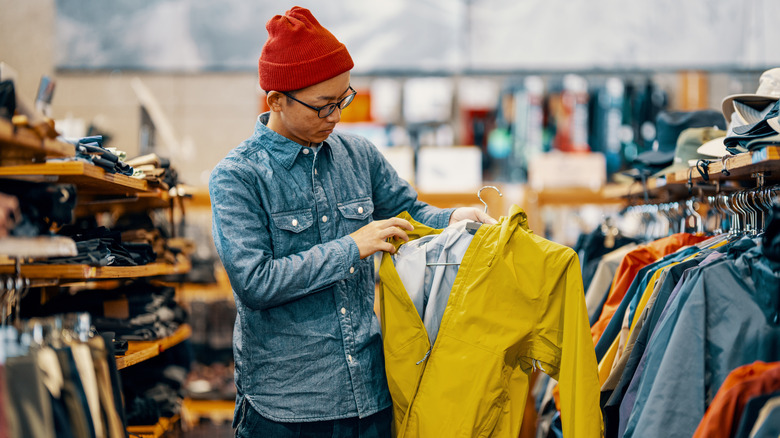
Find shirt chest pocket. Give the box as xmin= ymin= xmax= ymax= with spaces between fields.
xmin=270 ymin=208 xmax=315 ymax=258
xmin=337 ymin=197 xmax=374 ymax=234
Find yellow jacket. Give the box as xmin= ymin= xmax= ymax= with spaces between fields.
xmin=378 ymin=206 xmax=602 ymax=437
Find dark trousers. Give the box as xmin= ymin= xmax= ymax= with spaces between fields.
xmin=235 ymin=399 xmax=392 ymax=438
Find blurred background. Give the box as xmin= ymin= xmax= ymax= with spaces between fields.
xmin=2 ymin=1 xmax=779 ymax=436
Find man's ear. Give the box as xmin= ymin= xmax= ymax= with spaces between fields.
xmin=267 ymin=91 xmax=285 ymax=112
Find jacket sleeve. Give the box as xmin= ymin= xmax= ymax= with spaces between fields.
xmin=556 ymin=253 xmax=604 ymax=438
xmin=363 ymin=139 xmax=454 ymax=228
xmin=209 ymin=160 xmax=361 ymax=311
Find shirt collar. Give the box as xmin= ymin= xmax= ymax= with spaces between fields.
xmin=252 ymin=112 xmax=328 ymax=170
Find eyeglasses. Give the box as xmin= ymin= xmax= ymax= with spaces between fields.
xmin=282 ymin=86 xmax=357 ymax=118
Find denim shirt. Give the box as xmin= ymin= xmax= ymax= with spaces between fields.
xmin=209 ymin=113 xmax=454 ymax=423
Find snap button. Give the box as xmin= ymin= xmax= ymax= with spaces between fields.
xmin=358 ymin=206 xmax=364 ymax=214
xmin=349 ymin=267 xmax=355 ymax=274
xmin=322 ymin=215 xmax=328 ymax=223
xmin=340 ymin=307 xmax=346 ymax=315
xmin=302 ymin=148 xmax=310 ymax=155
xmin=291 ymin=219 xmax=298 ymax=227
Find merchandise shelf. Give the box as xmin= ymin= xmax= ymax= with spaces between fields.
xmin=181 ymin=398 xmax=235 ymax=428
xmin=0 ymin=161 xmax=149 ymax=194
xmin=604 ymin=147 xmax=780 ymax=202
xmin=0 ymin=256 xmax=191 ymax=282
xmin=664 ymin=146 xmax=780 ymax=184
xmin=126 ymin=414 xmax=181 ymax=438
xmin=116 ymin=324 xmax=192 ymax=370
xmin=0 ymin=118 xmax=75 ymax=164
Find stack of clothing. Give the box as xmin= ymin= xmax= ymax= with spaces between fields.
xmin=125 ymin=153 xmax=179 ymax=190
xmin=0 ymin=180 xmax=76 ymax=237
xmin=695 ymin=68 xmax=780 ymax=161
xmin=35 ymin=280 xmax=188 ymax=342
xmin=121 ymin=343 xmax=190 ymax=426
xmin=61 ymin=135 xmax=134 ymax=176
xmin=41 ymin=226 xmax=156 ymax=267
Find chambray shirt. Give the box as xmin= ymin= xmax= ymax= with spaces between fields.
xmin=209 ymin=113 xmax=453 ymax=423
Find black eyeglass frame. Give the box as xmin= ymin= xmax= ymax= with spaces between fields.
xmin=281 ymin=86 xmax=357 ymax=118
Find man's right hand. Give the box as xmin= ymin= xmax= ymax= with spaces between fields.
xmin=349 ymin=217 xmax=414 ymax=259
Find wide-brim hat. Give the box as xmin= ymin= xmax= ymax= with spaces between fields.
xmin=633 ymin=109 xmax=726 ymax=168
xmin=651 ymin=127 xmax=725 ymax=178
xmin=721 ymin=67 xmax=780 ymax=124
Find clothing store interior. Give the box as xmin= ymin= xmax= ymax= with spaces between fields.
xmin=1 ymin=1 xmax=780 ymax=437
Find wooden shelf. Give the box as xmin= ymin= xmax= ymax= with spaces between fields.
xmin=0 ymin=161 xmax=148 ymax=194
xmin=0 ymin=256 xmax=191 ymax=281
xmin=116 ymin=324 xmax=192 ymax=370
xmin=525 ymin=185 xmax=627 ymax=206
xmin=604 ymin=147 xmax=780 ymax=202
xmin=75 ymin=189 xmax=174 ymax=215
xmin=0 ymin=118 xmax=75 ymax=165
xmin=0 ymin=236 xmax=77 ymax=259
xmin=126 ymin=414 xmax=180 ymax=438
xmin=182 ymin=398 xmax=235 ymax=428
xmin=665 ymin=146 xmax=780 ymax=184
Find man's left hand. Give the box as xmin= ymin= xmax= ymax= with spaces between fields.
xmin=449 ymin=207 xmax=498 ymax=226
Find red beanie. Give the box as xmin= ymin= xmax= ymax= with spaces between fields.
xmin=259 ymin=6 xmax=354 ymax=92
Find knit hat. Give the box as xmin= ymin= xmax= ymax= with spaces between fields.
xmin=258 ymin=6 xmax=354 ymax=92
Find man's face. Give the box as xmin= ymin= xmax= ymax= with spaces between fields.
xmin=273 ymin=71 xmax=351 ymax=146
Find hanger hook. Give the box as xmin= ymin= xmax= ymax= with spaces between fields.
xmin=477 ymin=186 xmax=503 ymax=214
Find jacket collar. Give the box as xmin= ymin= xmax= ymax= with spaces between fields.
xmin=252 ymin=112 xmax=328 ymax=170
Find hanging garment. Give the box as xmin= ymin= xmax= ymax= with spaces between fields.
xmin=590 ymin=233 xmax=709 ymax=345
xmin=622 ymin=244 xmax=780 ymax=438
xmin=750 ymin=396 xmax=780 ymax=438
xmin=378 ymin=206 xmax=601 ymax=438
xmin=585 ymin=243 xmax=638 ymax=324
xmin=5 ymin=352 xmax=55 ymax=438
xmin=393 ymin=220 xmax=476 ymax=346
xmin=693 ymin=361 xmax=780 ymax=438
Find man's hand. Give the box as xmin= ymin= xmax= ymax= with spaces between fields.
xmin=449 ymin=207 xmax=498 ymax=226
xmin=349 ymin=217 xmax=414 ymax=259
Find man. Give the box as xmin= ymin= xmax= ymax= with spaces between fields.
xmin=210 ymin=6 xmax=495 ymax=437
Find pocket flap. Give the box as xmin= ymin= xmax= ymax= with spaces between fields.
xmin=338 ymin=197 xmax=374 ymax=220
xmin=271 ymin=209 xmax=313 ymax=233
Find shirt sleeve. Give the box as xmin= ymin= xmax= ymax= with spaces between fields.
xmin=209 ymin=160 xmax=361 ymax=311
xmin=363 ymin=139 xmax=454 ymax=228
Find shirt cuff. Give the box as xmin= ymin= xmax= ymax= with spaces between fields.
xmin=437 ymin=208 xmax=457 ymax=229
xmin=342 ymin=235 xmax=363 ymax=271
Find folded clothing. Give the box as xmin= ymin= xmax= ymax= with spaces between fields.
xmin=0 ymin=181 xmax=76 ymax=237
xmin=29 ymin=280 xmax=188 ymax=342
xmin=52 ymin=225 xmax=155 ymax=266
xmin=60 ymin=135 xmax=134 ymax=176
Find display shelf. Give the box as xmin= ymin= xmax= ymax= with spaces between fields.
xmin=0 ymin=161 xmax=148 ymax=194
xmin=0 ymin=256 xmax=191 ymax=281
xmin=74 ymin=188 xmax=173 ymax=215
xmin=0 ymin=118 xmax=75 ymax=165
xmin=116 ymin=324 xmax=192 ymax=370
xmin=181 ymin=398 xmax=235 ymax=428
xmin=524 ymin=185 xmax=628 ymax=206
xmin=603 ymin=147 xmax=780 ymax=203
xmin=126 ymin=414 xmax=180 ymax=438
xmin=0 ymin=236 xmax=77 ymax=259
xmin=664 ymin=146 xmax=780 ymax=184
